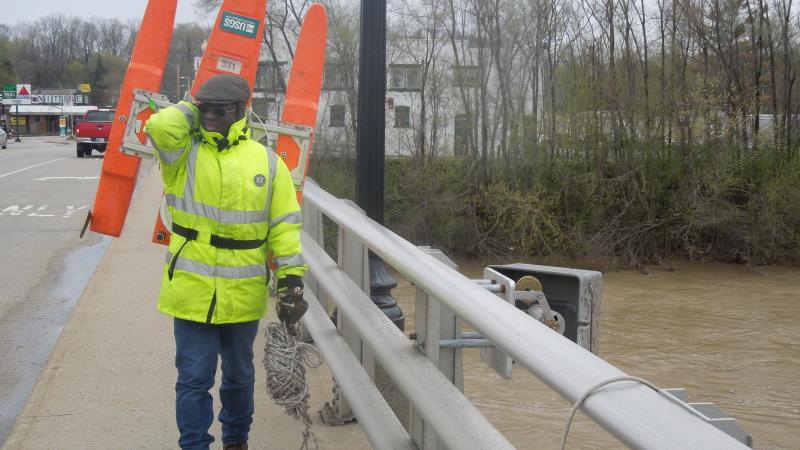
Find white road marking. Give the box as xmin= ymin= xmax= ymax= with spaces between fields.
xmin=1 ymin=205 xmax=34 ymax=216
xmin=0 ymin=158 xmax=68 ymax=179
xmin=27 ymin=205 xmax=54 ymax=217
xmin=0 ymin=205 xmax=89 ymax=218
xmin=63 ymin=205 xmax=89 ymax=218
xmin=33 ymin=176 xmax=100 ymax=181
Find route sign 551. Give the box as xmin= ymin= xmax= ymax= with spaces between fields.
xmin=2 ymin=84 xmax=15 ymax=100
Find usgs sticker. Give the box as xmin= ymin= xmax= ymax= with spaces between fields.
xmin=220 ymin=12 xmax=259 ymax=39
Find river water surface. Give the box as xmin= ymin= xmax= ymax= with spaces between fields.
xmin=392 ymin=261 xmax=800 ymax=449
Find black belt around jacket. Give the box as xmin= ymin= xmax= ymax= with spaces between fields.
xmin=172 ymin=222 xmax=266 ymax=250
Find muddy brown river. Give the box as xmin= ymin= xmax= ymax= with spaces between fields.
xmin=392 ymin=261 xmax=800 ymax=449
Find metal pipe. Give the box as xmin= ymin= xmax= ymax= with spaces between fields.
xmin=303 ymin=180 xmax=747 ymax=449
xmin=479 ymin=284 xmax=503 ymax=294
xmin=301 ymin=290 xmax=414 ymax=450
xmin=439 ymin=339 xmax=494 ymax=349
xmin=460 ymin=332 xmax=483 ymax=339
xmin=302 ymin=233 xmax=514 ymax=449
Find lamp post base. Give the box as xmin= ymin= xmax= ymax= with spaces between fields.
xmin=368 ymin=252 xmax=404 ymax=331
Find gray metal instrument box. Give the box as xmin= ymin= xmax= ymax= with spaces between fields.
xmin=489 ymin=263 xmax=602 ymax=354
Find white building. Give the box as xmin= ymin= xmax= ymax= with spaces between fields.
xmin=250 ymin=27 xmax=532 ymax=158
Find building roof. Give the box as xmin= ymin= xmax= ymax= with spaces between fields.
xmin=3 ymin=105 xmax=97 ymax=115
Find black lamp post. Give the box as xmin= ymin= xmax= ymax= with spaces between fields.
xmin=356 ymin=0 xmax=404 ymax=330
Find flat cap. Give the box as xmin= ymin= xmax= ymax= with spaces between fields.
xmin=194 ymin=74 xmax=251 ymax=104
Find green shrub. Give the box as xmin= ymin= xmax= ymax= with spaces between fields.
xmin=309 ymin=147 xmax=800 ymax=266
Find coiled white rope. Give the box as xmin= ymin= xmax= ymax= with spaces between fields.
xmin=264 ymin=322 xmax=323 ymax=450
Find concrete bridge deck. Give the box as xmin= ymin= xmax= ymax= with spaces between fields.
xmin=2 ymin=162 xmax=369 ymax=450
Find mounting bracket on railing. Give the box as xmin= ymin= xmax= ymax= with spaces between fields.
xmin=661 ymin=388 xmax=753 ymax=447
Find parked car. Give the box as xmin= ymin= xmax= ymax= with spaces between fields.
xmin=75 ymin=109 xmax=115 ymax=157
xmin=0 ymin=128 xmax=7 ymax=149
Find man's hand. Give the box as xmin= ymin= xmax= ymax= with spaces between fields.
xmin=276 ymin=275 xmax=308 ymax=334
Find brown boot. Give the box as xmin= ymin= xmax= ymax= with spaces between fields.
xmin=223 ymin=442 xmax=248 ymax=450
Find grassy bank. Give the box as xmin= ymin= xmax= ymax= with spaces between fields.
xmin=308 ymin=147 xmax=800 ymax=267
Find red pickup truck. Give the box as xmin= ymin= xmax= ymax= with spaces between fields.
xmin=75 ymin=109 xmax=115 ymax=157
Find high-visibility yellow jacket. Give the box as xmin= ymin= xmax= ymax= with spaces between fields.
xmin=145 ymin=101 xmax=306 ymax=324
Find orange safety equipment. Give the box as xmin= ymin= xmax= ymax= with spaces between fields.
xmin=89 ymin=0 xmax=178 ymax=237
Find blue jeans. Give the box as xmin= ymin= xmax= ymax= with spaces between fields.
xmin=174 ymin=318 xmax=260 ymax=450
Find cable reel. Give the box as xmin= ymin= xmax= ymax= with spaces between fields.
xmin=515 ymin=275 xmax=565 ymax=335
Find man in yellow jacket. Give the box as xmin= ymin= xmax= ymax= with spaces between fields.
xmin=145 ymin=74 xmax=308 ymax=450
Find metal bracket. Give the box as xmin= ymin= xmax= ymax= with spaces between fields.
xmin=120 ymin=89 xmax=172 ymax=159
xmin=248 ymin=121 xmax=313 ymax=193
xmin=479 ymin=268 xmax=515 ymax=379
xmin=319 ymin=380 xmax=356 ymax=426
xmin=661 ymin=388 xmax=753 ymax=447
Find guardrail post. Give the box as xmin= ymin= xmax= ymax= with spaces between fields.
xmin=301 ymin=201 xmax=326 ymax=310
xmin=321 ymin=200 xmax=369 ymax=425
xmin=412 ymin=247 xmax=462 ymax=449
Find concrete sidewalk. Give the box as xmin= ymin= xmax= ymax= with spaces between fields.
xmin=2 ymin=162 xmax=369 ymax=450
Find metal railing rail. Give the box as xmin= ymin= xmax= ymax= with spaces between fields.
xmin=301 ymin=179 xmax=748 ymax=450
xmin=302 ymin=234 xmax=513 ymax=449
xmin=302 ymin=289 xmax=415 ymax=450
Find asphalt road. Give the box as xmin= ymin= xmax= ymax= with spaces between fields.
xmin=0 ymin=136 xmax=111 ymax=442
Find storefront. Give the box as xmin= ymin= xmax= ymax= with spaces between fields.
xmin=0 ymin=104 xmax=95 ymax=136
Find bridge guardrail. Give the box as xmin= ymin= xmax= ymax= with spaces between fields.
xmin=300 ymin=178 xmax=749 ymax=450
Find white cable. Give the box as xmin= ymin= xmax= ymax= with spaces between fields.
xmin=560 ymin=375 xmax=709 ymax=450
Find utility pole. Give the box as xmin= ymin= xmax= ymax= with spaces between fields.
xmin=176 ymin=64 xmax=181 ymax=102
xmin=356 ymin=0 xmax=404 ymax=330
xmin=14 ymin=101 xmax=21 ymax=142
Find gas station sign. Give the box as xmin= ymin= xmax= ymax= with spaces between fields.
xmin=15 ymin=84 xmax=32 ymax=104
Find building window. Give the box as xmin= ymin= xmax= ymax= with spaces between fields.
xmin=452 ymin=65 xmax=480 ymax=87
xmin=256 ymin=61 xmax=286 ymax=93
xmin=330 ymin=105 xmax=346 ymax=127
xmin=389 ymin=64 xmax=421 ymax=91
xmin=454 ymin=114 xmax=470 ymax=155
xmin=323 ymin=64 xmax=348 ymax=90
xmin=394 ymin=106 xmax=410 ymax=128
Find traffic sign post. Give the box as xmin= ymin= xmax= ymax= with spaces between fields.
xmin=14 ymin=101 xmax=21 ymax=142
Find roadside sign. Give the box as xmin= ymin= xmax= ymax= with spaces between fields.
xmin=79 ymin=83 xmax=91 ymax=93
xmin=10 ymin=116 xmax=26 ymax=126
xmin=2 ymin=84 xmax=15 ymax=100
xmin=194 ymin=56 xmax=202 ymax=71
xmin=16 ymin=84 xmax=32 ymax=104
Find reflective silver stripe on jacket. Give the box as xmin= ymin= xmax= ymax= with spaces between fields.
xmin=269 ymin=211 xmax=301 ymax=228
xmin=274 ymin=253 xmax=305 ymax=267
xmin=146 ymin=132 xmax=186 ymax=164
xmin=265 ymin=148 xmax=277 ymax=218
xmin=184 ymin=137 xmax=200 ymax=202
xmin=166 ymin=252 xmax=267 ymax=279
xmin=175 ymin=103 xmax=195 ymax=127
xmin=165 ymin=193 xmax=267 ymax=224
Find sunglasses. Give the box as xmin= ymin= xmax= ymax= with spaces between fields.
xmin=197 ymin=103 xmax=238 ymax=118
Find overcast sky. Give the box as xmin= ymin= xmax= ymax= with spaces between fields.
xmin=1 ymin=0 xmax=214 ymax=26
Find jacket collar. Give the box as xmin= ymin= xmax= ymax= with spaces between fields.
xmin=199 ymin=116 xmax=251 ymax=151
